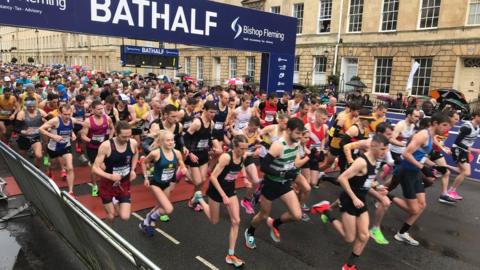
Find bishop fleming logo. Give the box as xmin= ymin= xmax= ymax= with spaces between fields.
xmin=231 ymin=17 xmax=242 ymax=39
xmin=231 ymin=17 xmax=285 ymax=42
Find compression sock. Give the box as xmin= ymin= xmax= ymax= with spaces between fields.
xmin=399 ymin=223 xmax=411 ymax=234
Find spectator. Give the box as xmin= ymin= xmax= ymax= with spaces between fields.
xmin=362 ymin=94 xmax=373 ymax=107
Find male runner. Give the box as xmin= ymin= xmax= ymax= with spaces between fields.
xmin=448 ymin=111 xmax=480 ymax=201
xmin=390 ymin=112 xmax=450 ymax=246
xmin=92 ymin=121 xmax=139 ymax=223
xmin=311 ymin=134 xmax=390 ymax=270
xmin=81 ymin=100 xmax=114 ymax=197
xmin=244 ymin=118 xmax=306 ymax=248
xmin=39 ymin=104 xmax=77 ymax=195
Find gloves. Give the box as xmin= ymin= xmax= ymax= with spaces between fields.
xmin=282 ymin=169 xmax=299 ymax=180
xmin=432 ymin=165 xmax=448 ymax=175
xmin=421 ymin=165 xmax=435 ymax=178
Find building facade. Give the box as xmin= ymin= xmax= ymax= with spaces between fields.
xmin=1 ymin=0 xmax=480 ymax=101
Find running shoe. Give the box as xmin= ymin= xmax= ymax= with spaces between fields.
xmin=194 ymin=203 xmax=203 ymax=212
xmin=43 ymin=156 xmax=50 ymax=166
xmin=341 ymin=264 xmax=357 ymax=270
xmin=225 ymin=255 xmax=245 ymax=268
xmin=370 ymin=227 xmax=389 ymax=245
xmin=79 ymin=154 xmax=89 ymax=164
xmin=68 ymin=191 xmax=77 ymax=199
xmin=301 ymin=213 xmax=311 ymax=222
xmin=91 ymin=184 xmax=99 ymax=197
xmin=320 ymin=214 xmax=329 ymax=224
xmin=61 ymin=169 xmax=67 ymax=181
xmin=241 ymin=198 xmax=255 ymax=215
xmin=310 ymin=201 xmax=331 ymax=215
xmin=138 ymin=222 xmax=155 ymax=237
xmin=266 ymin=217 xmax=280 ymax=242
xmin=302 ymin=203 xmax=310 ymax=212
xmin=244 ymin=229 xmax=256 ymax=249
xmin=394 ymin=232 xmax=419 ymax=246
xmin=193 ymin=191 xmax=204 ymax=203
xmin=438 ymin=194 xmax=457 ymax=205
xmin=447 ymin=189 xmax=463 ymax=200
xmin=159 ymin=215 xmax=170 ymax=222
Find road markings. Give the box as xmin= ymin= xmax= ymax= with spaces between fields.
xmin=195 ymin=256 xmax=219 ymax=270
xmin=131 ymin=212 xmax=180 ymax=245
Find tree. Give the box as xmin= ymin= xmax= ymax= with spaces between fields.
xmin=11 ymin=57 xmax=17 ymax=64
xmin=28 ymin=57 xmax=35 ymax=63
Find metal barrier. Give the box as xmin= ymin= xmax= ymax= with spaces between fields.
xmin=0 ymin=141 xmax=160 ymax=270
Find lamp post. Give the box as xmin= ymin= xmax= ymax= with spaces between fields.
xmin=35 ymin=29 xmax=40 ymax=64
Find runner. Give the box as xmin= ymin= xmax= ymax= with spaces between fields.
xmin=184 ymin=101 xmax=216 ymax=212
xmin=448 ymin=110 xmax=480 ymax=201
xmin=294 ymin=102 xmax=310 ymax=124
xmin=72 ymin=95 xmax=87 ymax=155
xmin=388 ymin=107 xmax=420 ymax=190
xmin=432 ymin=109 xmax=460 ymax=204
xmin=211 ymin=90 xmax=230 ymax=157
xmin=231 ymin=96 xmax=252 ymax=132
xmin=389 ymin=112 xmax=450 ymax=246
xmin=179 ymin=97 xmax=200 ymax=133
xmin=81 ymin=100 xmax=114 ymax=197
xmin=305 ymin=108 xmax=329 ymax=188
xmin=140 ymin=130 xmax=187 ymax=235
xmin=244 ymin=118 xmax=306 ymax=248
xmin=231 ymin=116 xmax=262 ymax=215
xmin=39 ymin=104 xmax=77 ymax=195
xmin=14 ymin=97 xmax=47 ymax=167
xmin=0 ymin=88 xmax=18 ymax=143
xmin=296 ymin=129 xmax=313 ymax=221
xmin=257 ymin=93 xmax=278 ymax=127
xmin=193 ymin=135 xmax=248 ymax=268
xmin=92 ymin=121 xmax=139 ymax=223
xmin=311 ymin=134 xmax=390 ymax=270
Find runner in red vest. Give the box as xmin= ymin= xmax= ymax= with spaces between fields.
xmin=257 ymin=93 xmax=278 ymax=127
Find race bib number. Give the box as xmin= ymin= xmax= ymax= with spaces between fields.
xmin=310 ymin=144 xmax=321 ymax=151
xmin=214 ymin=122 xmax=224 ymax=130
xmin=265 ymin=114 xmax=274 ymax=122
xmin=284 ymin=161 xmax=295 ymax=170
xmin=0 ymin=110 xmax=11 ymax=116
xmin=224 ymin=171 xmax=240 ymax=182
xmin=29 ymin=127 xmax=39 ymax=135
xmin=161 ymin=168 xmax=175 ymax=182
xmin=197 ymin=139 xmax=209 ymax=149
xmin=363 ymin=175 xmax=376 ymax=189
xmin=113 ymin=165 xmax=130 ymax=177
xmin=91 ymin=134 xmax=105 ymax=143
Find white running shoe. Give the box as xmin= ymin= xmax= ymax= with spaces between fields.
xmin=394 ymin=232 xmax=419 ymax=246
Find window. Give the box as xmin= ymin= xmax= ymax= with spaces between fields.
xmin=294 ymin=56 xmax=300 ymax=83
xmin=313 ymin=56 xmax=327 ymax=85
xmin=293 ymin=3 xmax=304 ymax=34
xmin=271 ymin=6 xmax=280 ymax=14
xmin=412 ymin=58 xmax=433 ymax=96
xmin=318 ymin=0 xmax=332 ymax=33
xmin=196 ymin=57 xmax=204 ymax=80
xmin=246 ymin=56 xmax=255 ymax=78
xmin=381 ymin=0 xmax=399 ymax=31
xmin=468 ymin=0 xmax=480 ymax=25
xmin=348 ymin=0 xmax=364 ymax=32
xmin=464 ymin=58 xmax=480 ymax=67
xmin=374 ymin=58 xmax=393 ymax=94
xmin=419 ymin=0 xmax=441 ymax=29
xmin=229 ymin=57 xmax=237 ymax=78
xmin=184 ymin=57 xmax=191 ymax=74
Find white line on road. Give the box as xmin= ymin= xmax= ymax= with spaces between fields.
xmin=195 ymin=256 xmax=219 ymax=270
xmin=131 ymin=212 xmax=180 ymax=245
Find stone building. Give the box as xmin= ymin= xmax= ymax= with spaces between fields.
xmin=1 ymin=0 xmax=480 ymax=100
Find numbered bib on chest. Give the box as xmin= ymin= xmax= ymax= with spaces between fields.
xmin=224 ymin=171 xmax=240 ymax=182
xmin=161 ymin=168 xmax=175 ymax=182
xmin=214 ymin=122 xmax=224 ymax=130
xmin=363 ymin=174 xmax=376 ymax=189
xmin=0 ymin=110 xmax=11 ymax=116
xmin=197 ymin=139 xmax=209 ymax=149
xmin=92 ymin=134 xmax=105 ymax=143
xmin=113 ymin=165 xmax=130 ymax=177
xmin=265 ymin=114 xmax=274 ymax=122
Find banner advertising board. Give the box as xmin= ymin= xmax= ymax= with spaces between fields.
xmin=0 ymin=0 xmax=297 ymax=93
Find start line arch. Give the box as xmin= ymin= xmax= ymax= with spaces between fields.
xmin=0 ymin=0 xmax=297 ymax=94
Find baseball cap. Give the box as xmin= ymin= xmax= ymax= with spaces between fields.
xmin=3 ymin=76 xmax=11 ymax=82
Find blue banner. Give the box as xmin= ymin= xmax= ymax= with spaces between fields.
xmin=260 ymin=53 xmax=295 ymax=95
xmin=0 ymin=0 xmax=296 ymax=55
xmin=122 ymin=45 xmax=178 ymax=56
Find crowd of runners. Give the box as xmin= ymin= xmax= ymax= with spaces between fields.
xmin=1 ymin=64 xmax=479 ymax=270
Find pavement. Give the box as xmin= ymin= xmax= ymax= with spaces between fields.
xmin=1 ymin=150 xmax=480 ymax=269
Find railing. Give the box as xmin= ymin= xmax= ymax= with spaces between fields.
xmin=0 ymin=141 xmax=160 ymax=270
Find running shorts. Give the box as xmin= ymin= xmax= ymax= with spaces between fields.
xmin=47 ymin=146 xmax=72 ymax=159
xmin=398 ymin=167 xmax=425 ymax=200
xmin=339 ymin=191 xmax=368 ymax=217
xmin=17 ymin=135 xmax=41 ymax=151
xmin=261 ymin=178 xmax=292 ymax=201
xmin=185 ymin=150 xmax=209 ymax=167
xmin=99 ymin=178 xmax=131 ymax=204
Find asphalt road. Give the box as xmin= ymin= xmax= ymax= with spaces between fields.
xmin=1 ymin=156 xmax=480 ymax=269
